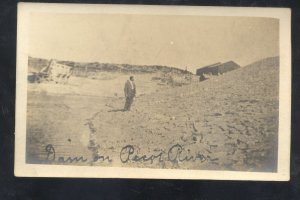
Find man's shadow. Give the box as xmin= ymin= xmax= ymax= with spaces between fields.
xmin=108 ymin=109 xmax=125 ymax=112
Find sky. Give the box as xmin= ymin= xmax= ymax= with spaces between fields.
xmin=29 ymin=13 xmax=279 ymax=72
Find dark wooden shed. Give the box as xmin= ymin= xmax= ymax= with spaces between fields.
xmin=196 ymin=61 xmax=240 ymax=77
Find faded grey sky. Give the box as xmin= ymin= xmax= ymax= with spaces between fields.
xmin=29 ymin=13 xmax=279 ymax=72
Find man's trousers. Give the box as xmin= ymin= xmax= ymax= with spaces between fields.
xmin=124 ymin=96 xmax=134 ymax=111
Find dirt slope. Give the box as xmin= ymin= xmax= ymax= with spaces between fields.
xmin=85 ymin=56 xmax=279 ymax=171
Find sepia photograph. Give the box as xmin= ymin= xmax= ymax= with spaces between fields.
xmin=15 ymin=3 xmax=291 ymax=180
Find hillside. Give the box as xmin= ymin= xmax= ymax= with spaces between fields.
xmin=26 ymin=56 xmax=279 ymax=172
xmin=86 ymin=56 xmax=279 ymax=171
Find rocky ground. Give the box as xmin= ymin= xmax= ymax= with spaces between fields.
xmin=26 ymin=57 xmax=279 ymax=172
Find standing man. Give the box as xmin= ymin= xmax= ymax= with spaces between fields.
xmin=124 ymin=76 xmax=136 ymax=111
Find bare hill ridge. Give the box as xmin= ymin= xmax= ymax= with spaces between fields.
xmin=28 ymin=57 xmax=192 ymax=76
